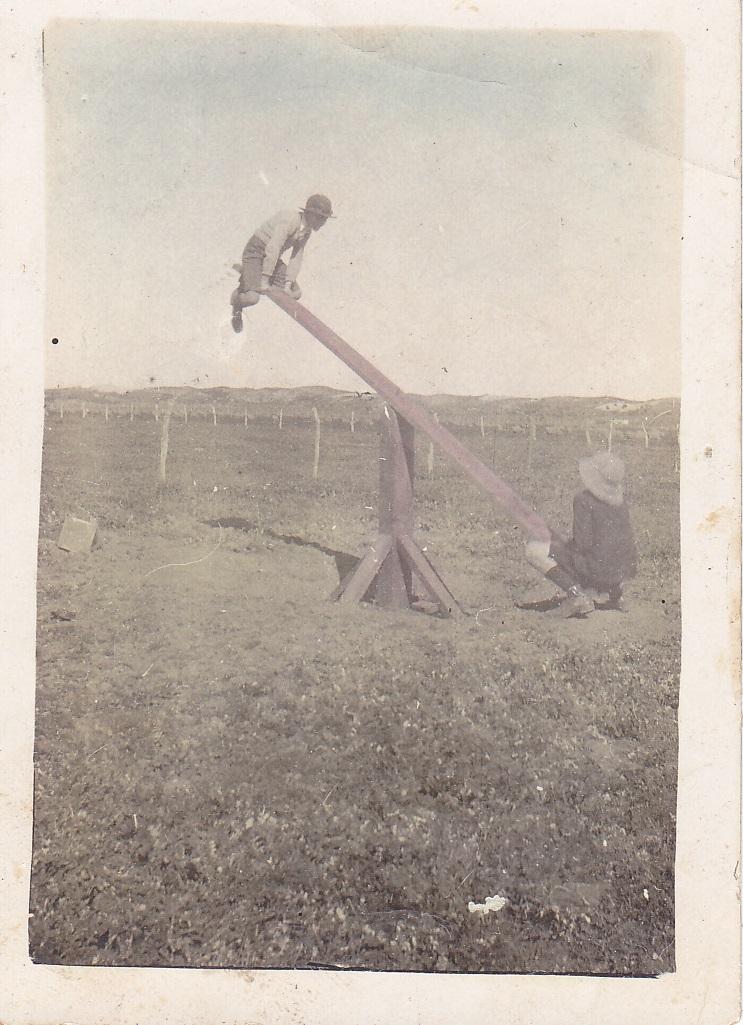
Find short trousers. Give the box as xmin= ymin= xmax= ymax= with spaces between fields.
xmin=239 ymin=235 xmax=287 ymax=293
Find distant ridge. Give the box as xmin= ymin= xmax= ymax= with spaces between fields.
xmin=46 ymin=385 xmax=679 ymax=408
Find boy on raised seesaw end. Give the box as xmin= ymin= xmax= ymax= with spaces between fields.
xmin=524 ymin=451 xmax=637 ymax=619
xmin=230 ymin=193 xmax=335 ymax=333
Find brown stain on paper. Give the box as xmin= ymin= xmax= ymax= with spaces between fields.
xmin=701 ymin=506 xmax=727 ymax=531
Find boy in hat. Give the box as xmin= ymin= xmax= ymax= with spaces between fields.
xmin=524 ymin=451 xmax=637 ymax=618
xmin=230 ymin=194 xmax=334 ymax=333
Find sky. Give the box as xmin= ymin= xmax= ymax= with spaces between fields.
xmin=44 ymin=21 xmax=683 ymax=397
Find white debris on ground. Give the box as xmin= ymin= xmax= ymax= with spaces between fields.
xmin=468 ymin=894 xmax=508 ymax=915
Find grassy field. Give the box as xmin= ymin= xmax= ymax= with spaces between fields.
xmin=30 ymin=403 xmax=680 ymax=975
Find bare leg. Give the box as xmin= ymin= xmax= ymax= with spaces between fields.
xmin=525 ymin=539 xmax=557 ymax=574
xmin=523 ymin=539 xmax=593 ymax=618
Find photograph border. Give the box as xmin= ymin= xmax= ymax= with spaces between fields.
xmin=1 ymin=1 xmax=740 ymax=1023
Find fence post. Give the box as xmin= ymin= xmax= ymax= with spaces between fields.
xmin=608 ymin=419 xmax=614 ymax=453
xmin=585 ymin=420 xmax=592 ymax=448
xmin=527 ymin=415 xmax=536 ymax=469
xmin=105 ymin=405 xmax=109 ymax=422
xmin=427 ymin=412 xmax=439 ymax=477
xmin=82 ymin=402 xmax=87 ymax=419
xmin=183 ymin=404 xmax=188 ymax=425
xmin=59 ymin=401 xmax=64 ymax=420
xmin=244 ymin=405 xmax=248 ymax=428
xmin=480 ymin=415 xmax=485 ymax=438
xmin=212 ymin=405 xmax=217 ymax=426
xmin=159 ymin=398 xmax=175 ymax=483
xmin=351 ymin=410 xmax=355 ymax=434
xmin=279 ymin=408 xmax=283 ymax=430
xmin=312 ymin=407 xmax=321 ymax=480
xmin=641 ymin=418 xmax=649 ymax=449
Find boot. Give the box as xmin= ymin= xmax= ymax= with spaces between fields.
xmin=544 ymin=566 xmax=594 ymax=618
xmin=556 ymin=585 xmax=595 ymax=618
xmin=230 ymin=289 xmax=243 ymax=334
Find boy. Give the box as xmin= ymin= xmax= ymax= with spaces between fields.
xmin=524 ymin=451 xmax=637 ymax=618
xmin=230 ymin=194 xmax=334 ymax=333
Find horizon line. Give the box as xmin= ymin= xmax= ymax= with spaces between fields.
xmin=44 ymin=384 xmax=681 ymax=402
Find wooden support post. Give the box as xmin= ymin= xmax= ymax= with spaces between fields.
xmin=244 ymin=406 xmax=248 ymax=428
xmin=312 ymin=407 xmax=321 ymax=479
xmin=59 ymin=402 xmax=64 ymax=420
xmin=130 ymin=403 xmax=134 ymax=422
xmin=608 ymin=419 xmax=614 ymax=453
xmin=105 ymin=405 xmax=109 ymax=422
xmin=376 ymin=410 xmax=415 ymax=608
xmin=183 ymin=404 xmax=188 ymax=424
xmin=82 ymin=402 xmax=87 ymax=419
xmin=398 ymin=535 xmax=458 ymax=615
xmin=334 ymin=536 xmax=393 ymax=604
xmin=212 ymin=405 xmax=217 ymax=426
xmin=279 ymin=408 xmax=283 ymax=430
xmin=480 ymin=415 xmax=485 ymax=438
xmin=351 ymin=410 xmax=355 ymax=434
xmin=332 ymin=409 xmax=459 ymax=615
xmin=585 ymin=420 xmax=592 ymax=448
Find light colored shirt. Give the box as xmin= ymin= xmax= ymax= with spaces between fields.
xmin=253 ymin=208 xmax=311 ymax=282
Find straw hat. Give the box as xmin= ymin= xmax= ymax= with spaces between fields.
xmin=578 ymin=451 xmax=626 ymax=506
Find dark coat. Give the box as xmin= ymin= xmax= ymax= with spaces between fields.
xmin=553 ymin=489 xmax=637 ymax=589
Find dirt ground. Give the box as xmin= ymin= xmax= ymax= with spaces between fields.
xmin=30 ymin=408 xmax=680 ymax=974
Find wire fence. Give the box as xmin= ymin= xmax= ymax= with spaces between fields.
xmin=45 ymin=395 xmax=681 ymax=492
xmin=45 ymin=397 xmax=679 ymax=448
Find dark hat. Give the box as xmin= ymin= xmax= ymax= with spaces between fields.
xmin=303 ymin=194 xmax=335 ymax=218
xmin=579 ymin=451 xmax=626 ymax=506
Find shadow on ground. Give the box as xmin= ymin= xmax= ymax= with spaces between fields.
xmin=204 ymin=517 xmax=450 ymax=615
xmin=205 ymin=516 xmax=361 ymax=588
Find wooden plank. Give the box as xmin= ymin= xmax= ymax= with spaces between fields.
xmin=268 ymin=288 xmax=550 ymax=541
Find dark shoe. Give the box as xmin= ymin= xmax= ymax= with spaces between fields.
xmin=231 ymin=306 xmax=243 ymax=334
xmin=558 ymin=593 xmax=595 ymax=618
xmin=516 ymin=595 xmax=563 ymax=612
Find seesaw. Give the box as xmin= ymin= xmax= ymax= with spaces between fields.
xmin=266 ymin=286 xmax=551 ymax=616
